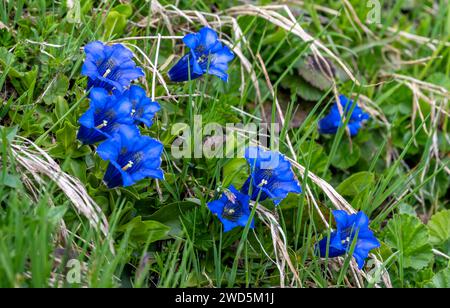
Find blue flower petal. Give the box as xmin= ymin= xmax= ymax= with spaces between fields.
xmin=207 ymin=185 xmax=254 ymax=233
xmin=168 ymin=27 xmax=234 ymax=82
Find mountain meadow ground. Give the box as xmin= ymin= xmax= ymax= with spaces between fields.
xmin=0 ymin=0 xmax=449 ymax=288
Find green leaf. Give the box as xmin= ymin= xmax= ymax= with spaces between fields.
xmin=146 ymin=201 xmax=197 ymax=237
xmin=54 ymin=97 xmax=70 ymax=120
xmin=0 ymin=174 xmax=21 ymax=188
xmin=425 ymin=268 xmax=450 ymax=288
xmin=397 ymin=203 xmax=417 ymax=217
xmin=47 ymin=205 xmax=68 ymax=225
xmin=298 ymin=141 xmax=329 ymax=175
xmin=384 ymin=214 xmax=433 ymax=270
xmin=428 ymin=210 xmax=450 ymax=246
xmin=117 ymin=216 xmax=170 ymax=244
xmin=105 ymin=10 xmax=128 ymax=37
xmin=330 ymin=139 xmax=361 ymax=170
xmin=426 ymin=72 xmax=450 ymax=91
xmin=111 ymin=4 xmax=133 ymax=17
xmin=336 ymin=171 xmax=375 ymax=196
xmin=222 ymin=158 xmax=249 ymax=188
xmin=55 ymin=121 xmax=76 ymax=151
xmin=297 ymin=56 xmax=334 ymax=91
xmin=282 ymin=75 xmax=324 ymax=101
xmin=44 ymin=75 xmax=69 ymax=105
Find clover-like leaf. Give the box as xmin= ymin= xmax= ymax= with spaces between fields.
xmin=428 ymin=209 xmax=450 ymax=246
xmin=384 ymin=214 xmax=433 ymax=270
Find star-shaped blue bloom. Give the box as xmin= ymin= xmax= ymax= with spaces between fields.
xmin=77 ymin=87 xmax=135 ymax=145
xmin=317 ymin=210 xmax=380 ymax=269
xmin=208 ymin=185 xmax=255 ymax=232
xmin=121 ymin=85 xmax=160 ymax=127
xmin=82 ymin=41 xmax=144 ymax=92
xmin=97 ymin=125 xmax=164 ymax=188
xmin=318 ymin=95 xmax=370 ymax=137
xmin=168 ymin=27 xmax=235 ymax=82
xmin=240 ymin=147 xmax=302 ymax=206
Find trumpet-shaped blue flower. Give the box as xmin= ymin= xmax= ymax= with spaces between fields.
xmin=318 ymin=95 xmax=370 ymax=137
xmin=122 ymin=85 xmax=160 ymax=127
xmin=82 ymin=41 xmax=144 ymax=92
xmin=317 ymin=210 xmax=380 ymax=269
xmin=77 ymin=88 xmax=135 ymax=144
xmin=241 ymin=147 xmax=302 ymax=206
xmin=97 ymin=125 xmax=164 ymax=188
xmin=168 ymin=27 xmax=234 ymax=82
xmin=208 ymin=185 xmax=254 ymax=232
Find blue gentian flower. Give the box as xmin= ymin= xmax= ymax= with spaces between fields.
xmin=82 ymin=41 xmax=144 ymax=92
xmin=122 ymin=85 xmax=160 ymax=127
xmin=318 ymin=95 xmax=370 ymax=136
xmin=97 ymin=125 xmax=164 ymax=188
xmin=168 ymin=27 xmax=235 ymax=82
xmin=240 ymin=147 xmax=302 ymax=206
xmin=208 ymin=185 xmax=254 ymax=232
xmin=317 ymin=210 xmax=380 ymax=269
xmin=77 ymin=87 xmax=135 ymax=144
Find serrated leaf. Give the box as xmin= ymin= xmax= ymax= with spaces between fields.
xmin=428 ymin=210 xmax=450 ymax=246
xmin=425 ymin=268 xmax=450 ymax=288
xmin=384 ymin=214 xmax=433 ymax=270
xmin=336 ymin=171 xmax=375 ymax=196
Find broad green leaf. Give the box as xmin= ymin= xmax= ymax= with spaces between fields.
xmin=147 ymin=201 xmax=197 ymax=237
xmin=55 ymin=121 xmax=76 ymax=151
xmin=54 ymin=97 xmax=70 ymax=120
xmin=0 ymin=174 xmax=21 ymax=188
xmin=111 ymin=4 xmax=133 ymax=17
xmin=282 ymin=75 xmax=324 ymax=101
xmin=44 ymin=75 xmax=69 ymax=105
xmin=425 ymin=268 xmax=450 ymax=288
xmin=297 ymin=56 xmax=334 ymax=91
xmin=384 ymin=214 xmax=433 ymax=270
xmin=336 ymin=171 xmax=375 ymax=196
xmin=222 ymin=158 xmax=249 ymax=188
xmin=298 ymin=141 xmax=329 ymax=175
xmin=118 ymin=216 xmax=170 ymax=244
xmin=330 ymin=139 xmax=361 ymax=170
xmin=428 ymin=210 xmax=450 ymax=246
xmin=105 ymin=11 xmax=127 ymax=38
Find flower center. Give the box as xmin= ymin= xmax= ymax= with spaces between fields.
xmin=96 ymin=120 xmax=108 ymax=129
xmin=103 ymin=68 xmax=111 ymax=78
xmin=121 ymin=160 xmax=134 ymax=171
xmin=222 ymin=200 xmax=243 ymax=222
xmin=258 ymin=179 xmax=268 ymax=187
xmin=197 ymin=54 xmax=209 ymax=63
